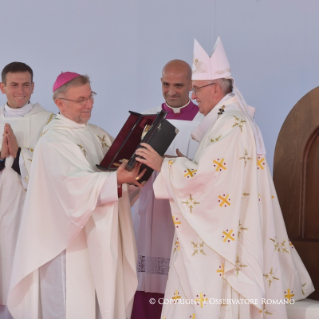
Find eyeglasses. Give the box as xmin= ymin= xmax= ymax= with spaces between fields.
xmin=58 ymin=92 xmax=97 ymax=106
xmin=191 ymin=83 xmax=216 ymax=95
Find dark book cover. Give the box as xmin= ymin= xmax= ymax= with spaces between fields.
xmin=97 ymin=110 xmax=178 ymax=183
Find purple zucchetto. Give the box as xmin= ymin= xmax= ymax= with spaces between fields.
xmin=53 ymin=72 xmax=81 ymax=92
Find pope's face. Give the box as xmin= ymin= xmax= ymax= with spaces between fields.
xmin=191 ymin=80 xmax=217 ymax=116
xmin=56 ymin=83 xmax=94 ymax=124
xmin=161 ymin=70 xmax=191 ymax=107
xmin=0 ymin=72 xmax=34 ymax=109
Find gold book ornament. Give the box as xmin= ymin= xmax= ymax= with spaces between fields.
xmin=141 ymin=125 xmax=151 ymax=140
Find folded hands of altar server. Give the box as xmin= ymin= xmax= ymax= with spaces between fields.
xmin=0 ymin=124 xmax=18 ymax=159
xmin=117 ymin=160 xmax=146 ymax=187
xmin=135 ymin=143 xmax=164 ymax=172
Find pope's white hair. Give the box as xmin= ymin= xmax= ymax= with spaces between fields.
xmin=215 ymin=78 xmax=233 ymax=95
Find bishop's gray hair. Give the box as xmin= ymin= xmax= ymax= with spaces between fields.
xmin=53 ymin=75 xmax=91 ymax=100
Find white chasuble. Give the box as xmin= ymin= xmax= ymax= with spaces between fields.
xmin=0 ymin=103 xmax=54 ymax=310
xmin=154 ymin=96 xmax=314 ymax=319
xmin=132 ymin=106 xmax=203 ymax=294
xmin=7 ymin=114 xmax=137 ymax=319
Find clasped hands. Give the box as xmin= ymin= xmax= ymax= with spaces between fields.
xmin=0 ymin=124 xmax=19 ymax=160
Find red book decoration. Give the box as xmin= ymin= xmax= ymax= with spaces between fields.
xmin=97 ymin=110 xmax=178 ymax=183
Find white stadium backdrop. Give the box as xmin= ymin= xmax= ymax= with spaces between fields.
xmin=1 ymin=0 xmax=318 ymax=172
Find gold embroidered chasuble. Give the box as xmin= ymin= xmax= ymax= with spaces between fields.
xmin=7 ymin=114 xmax=138 ymax=319
xmin=154 ymin=96 xmax=314 ymax=319
xmin=0 ymin=103 xmax=54 ymax=306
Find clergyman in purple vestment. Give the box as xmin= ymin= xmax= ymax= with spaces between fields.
xmin=131 ymin=60 xmax=203 ymax=319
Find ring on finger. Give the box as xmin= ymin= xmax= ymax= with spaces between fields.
xmin=135 ymin=176 xmax=140 ymax=181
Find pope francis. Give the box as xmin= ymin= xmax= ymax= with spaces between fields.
xmin=135 ymin=37 xmax=315 ymax=319
xmin=7 ymin=72 xmax=144 ymax=319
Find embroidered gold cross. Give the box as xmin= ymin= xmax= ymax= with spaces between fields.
xmin=184 ymin=168 xmax=197 ymax=178
xmin=213 ymin=158 xmax=227 ymax=171
xmin=171 ymin=290 xmax=181 ymax=303
xmin=269 ymin=237 xmax=279 ymax=252
xmin=257 ymin=157 xmax=265 ymax=170
xmin=174 ymin=238 xmax=180 ymax=253
xmin=263 ymin=267 xmax=279 ymax=288
xmin=218 ymin=194 xmax=231 ymax=207
xmin=284 ymin=289 xmax=295 ymax=303
xmin=239 ymin=149 xmax=252 ymax=167
xmin=191 ymin=241 xmax=198 ymax=256
xmin=259 ymin=303 xmax=273 ymax=316
xmin=182 ymin=194 xmax=200 ymax=213
xmin=235 ymin=255 xmax=247 ymax=276
xmin=238 ymin=220 xmax=248 ymax=238
xmin=195 ymin=293 xmax=209 ymax=308
xmin=191 ymin=241 xmax=206 ymax=256
xmin=210 ymin=135 xmax=222 ymax=143
xmin=216 ymin=263 xmax=224 ymax=277
xmin=97 ymin=135 xmax=110 ymax=148
xmin=77 ymin=144 xmax=87 ymax=156
xmin=232 ymin=116 xmax=246 ymax=132
xmin=168 ymin=160 xmax=175 ymax=165
xmin=281 ymin=240 xmax=290 ymax=254
xmin=222 ymin=229 xmax=235 ymax=242
xmin=302 ymin=282 xmax=306 ymax=296
xmin=190 ymin=314 xmax=195 ymax=319
xmin=199 ymin=241 xmax=206 ymax=255
xmin=172 ymin=216 xmax=181 ymax=228
xmin=242 ymin=192 xmax=250 ymax=199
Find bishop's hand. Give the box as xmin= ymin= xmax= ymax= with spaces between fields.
xmin=117 ymin=161 xmax=146 ymax=187
xmin=135 ymin=143 xmax=163 ymax=172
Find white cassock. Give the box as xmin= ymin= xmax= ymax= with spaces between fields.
xmin=154 ymin=94 xmax=314 ymax=319
xmin=7 ymin=114 xmax=137 ymax=319
xmin=0 ymin=103 xmax=54 ymax=319
xmin=132 ymin=105 xmax=204 ymax=293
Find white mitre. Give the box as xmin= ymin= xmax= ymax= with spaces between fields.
xmin=192 ymin=37 xmax=266 ymax=155
xmin=192 ymin=37 xmax=231 ymax=80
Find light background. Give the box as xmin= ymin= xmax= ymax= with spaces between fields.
xmin=1 ymin=0 xmax=318 ymax=172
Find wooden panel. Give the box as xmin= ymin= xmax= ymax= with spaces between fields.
xmin=303 ymin=127 xmax=319 ymax=239
xmin=293 ymin=240 xmax=319 ymax=300
xmin=274 ymin=86 xmax=319 ymax=301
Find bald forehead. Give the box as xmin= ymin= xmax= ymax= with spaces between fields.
xmin=162 ymin=60 xmax=191 ymax=80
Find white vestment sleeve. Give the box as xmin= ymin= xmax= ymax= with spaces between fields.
xmin=153 ymin=169 xmax=173 ymax=200
xmin=19 ymin=152 xmax=28 ymax=190
xmin=97 ymin=172 xmax=118 ymax=205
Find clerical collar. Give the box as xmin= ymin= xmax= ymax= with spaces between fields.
xmin=4 ymin=102 xmax=32 ymax=118
xmin=165 ymin=100 xmax=190 ymax=114
xmin=56 ymin=113 xmax=87 ymax=129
